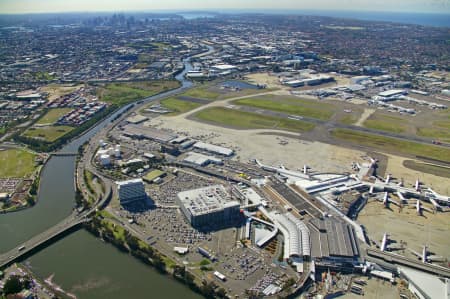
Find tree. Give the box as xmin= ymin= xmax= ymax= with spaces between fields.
xmin=216 ymin=287 xmax=227 ymax=298
xmin=3 ymin=275 xmax=23 ymax=295
xmin=125 ymin=232 xmax=140 ymax=251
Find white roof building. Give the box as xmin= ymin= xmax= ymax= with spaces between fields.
xmin=193 ymin=142 xmax=233 ymax=156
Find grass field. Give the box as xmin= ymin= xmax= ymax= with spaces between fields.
xmin=363 ymin=113 xmax=408 ymax=134
xmin=195 ymin=107 xmax=315 ymax=132
xmin=144 ymin=169 xmax=165 ymax=182
xmin=338 ymin=114 xmax=359 ymax=125
xmin=179 ymin=86 xmax=220 ymax=100
xmin=417 ymin=120 xmax=450 ymax=142
xmin=233 ymin=96 xmax=334 ymax=120
xmin=160 ymin=98 xmax=202 ymax=116
xmin=36 ymin=108 xmax=73 ymax=125
xmin=331 ymin=129 xmax=450 ymax=163
xmin=22 ymin=125 xmax=74 ymax=142
xmin=97 ymin=80 xmax=180 ymax=106
xmin=403 ymin=160 xmax=450 ymax=178
xmin=0 ymin=148 xmax=36 ymax=178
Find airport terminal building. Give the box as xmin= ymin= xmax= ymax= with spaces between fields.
xmin=177 ymin=185 xmax=241 ymax=228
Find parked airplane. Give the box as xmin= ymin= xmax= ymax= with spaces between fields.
xmin=380 ymin=233 xmax=389 ymax=252
xmin=385 ymin=174 xmax=391 ymax=184
xmin=380 ymin=192 xmax=400 ymax=208
xmin=414 ymin=179 xmax=421 ymax=191
xmin=409 ymin=245 xmax=445 ymax=263
xmin=414 ymin=200 xmax=434 ymax=216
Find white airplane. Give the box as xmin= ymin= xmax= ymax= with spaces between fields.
xmin=303 ymin=165 xmax=309 ymax=174
xmin=381 ymin=192 xmax=400 ymax=208
xmin=385 ymin=174 xmax=391 ymax=184
xmin=380 ymin=233 xmax=389 ymax=252
xmin=409 ymin=245 xmax=445 ymax=263
xmin=414 ymin=200 xmax=434 ymax=216
xmin=396 ymin=191 xmax=408 ymax=204
xmin=426 ymin=188 xmax=449 ymax=206
xmin=414 ymin=179 xmax=420 ymax=191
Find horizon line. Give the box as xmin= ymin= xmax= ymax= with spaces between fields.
xmin=1 ymin=8 xmax=450 ymax=16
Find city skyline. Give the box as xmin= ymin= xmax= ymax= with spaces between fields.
xmin=1 ymin=0 xmax=449 ymax=14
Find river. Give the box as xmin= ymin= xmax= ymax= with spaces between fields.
xmin=0 ymin=47 xmax=213 ymax=298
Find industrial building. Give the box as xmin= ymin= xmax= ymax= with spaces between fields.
xmin=122 ymin=124 xmax=176 ymax=143
xmin=308 ymin=218 xmax=359 ymax=261
xmin=183 ymin=152 xmax=223 ymax=166
xmin=193 ymin=142 xmax=234 ymax=156
xmin=177 ymin=185 xmax=241 ymax=228
xmin=116 ymin=178 xmax=147 ymax=205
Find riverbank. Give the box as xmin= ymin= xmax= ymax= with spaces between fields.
xmin=83 ymin=213 xmax=227 ymax=299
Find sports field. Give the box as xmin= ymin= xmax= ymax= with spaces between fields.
xmin=0 ymin=148 xmax=36 ymax=178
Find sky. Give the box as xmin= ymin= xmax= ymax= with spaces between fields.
xmin=0 ymin=0 xmax=449 ymax=14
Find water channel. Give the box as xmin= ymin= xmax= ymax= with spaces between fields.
xmin=0 ymin=48 xmax=212 ymax=298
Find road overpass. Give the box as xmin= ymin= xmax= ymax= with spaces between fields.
xmin=0 ymin=213 xmax=89 ymax=269
xmin=0 ymin=185 xmax=112 ymax=270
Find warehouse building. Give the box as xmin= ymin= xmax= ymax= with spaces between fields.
xmin=183 ymin=152 xmax=223 ymax=167
xmin=308 ymin=218 xmax=359 ymax=262
xmin=116 ymin=178 xmax=147 ymax=205
xmin=177 ymin=185 xmax=240 ymax=228
xmin=193 ymin=142 xmax=234 ymax=156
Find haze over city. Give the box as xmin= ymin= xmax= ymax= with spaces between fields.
xmin=1 ymin=0 xmax=450 ymax=14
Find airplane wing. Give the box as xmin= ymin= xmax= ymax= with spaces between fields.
xmin=408 ymin=249 xmax=422 ymax=259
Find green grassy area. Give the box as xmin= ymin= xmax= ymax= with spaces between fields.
xmin=233 ymin=96 xmax=334 ymax=120
xmin=160 ymin=97 xmax=202 ymax=115
xmin=34 ymin=71 xmax=56 ymax=80
xmin=363 ymin=114 xmax=408 ymax=134
xmin=403 ymin=160 xmax=450 ymax=178
xmin=331 ymin=129 xmax=450 ymax=163
xmin=97 ymin=80 xmax=180 ymax=106
xmin=144 ymin=169 xmax=165 ymax=182
xmin=338 ymin=114 xmax=359 ymax=125
xmin=179 ymin=86 xmax=220 ymax=100
xmin=195 ymin=107 xmax=315 ymax=132
xmin=22 ymin=125 xmax=74 ymax=142
xmin=417 ymin=120 xmax=450 ymax=142
xmin=102 ymin=219 xmax=126 ymax=241
xmin=0 ymin=148 xmax=36 ymax=178
xmin=84 ymin=169 xmax=97 ymax=197
xmin=36 ymin=108 xmax=73 ymax=125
